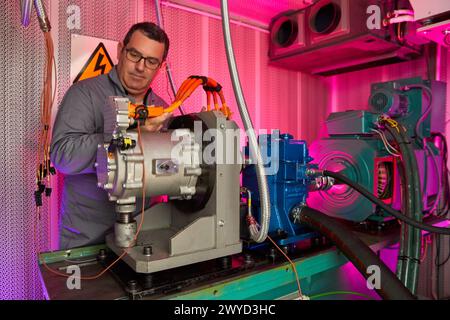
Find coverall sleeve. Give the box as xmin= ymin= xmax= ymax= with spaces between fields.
xmin=50 ymin=83 xmax=108 ymax=175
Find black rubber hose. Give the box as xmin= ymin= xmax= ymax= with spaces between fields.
xmin=383 ymin=125 xmax=416 ymax=286
xmin=323 ymin=170 xmax=450 ymax=235
xmin=383 ymin=124 xmax=422 ymax=293
xmin=299 ymin=206 xmax=415 ymax=300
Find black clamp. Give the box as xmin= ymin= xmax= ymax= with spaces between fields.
xmin=203 ymin=84 xmax=222 ymax=93
xmin=189 ymin=75 xmax=208 ymax=85
xmin=110 ymin=137 xmax=137 ymax=151
xmin=134 ymin=104 xmax=148 ymax=124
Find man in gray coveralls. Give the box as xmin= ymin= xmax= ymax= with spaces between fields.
xmin=51 ymin=22 xmax=172 ymax=249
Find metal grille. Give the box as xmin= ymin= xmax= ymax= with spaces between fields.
xmin=0 ymin=0 xmax=50 ymax=300
xmin=170 ymin=0 xmax=303 ymax=25
xmin=208 ymin=18 xmax=257 ymax=143
xmin=145 ymin=5 xmax=205 ymax=114
xmin=56 ymin=0 xmax=138 ymax=109
xmin=259 ymin=31 xmax=302 ymax=135
xmin=1 ymin=0 xmax=138 ymax=300
xmin=54 ymin=0 xmax=139 ymax=253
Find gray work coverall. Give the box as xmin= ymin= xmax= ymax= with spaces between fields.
xmin=51 ymin=66 xmax=167 ymax=249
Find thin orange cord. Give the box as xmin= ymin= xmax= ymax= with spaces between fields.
xmin=41 ymin=122 xmax=147 ymax=280
xmin=267 ymin=236 xmax=303 ymax=300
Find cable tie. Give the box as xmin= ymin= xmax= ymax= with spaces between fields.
xmin=246 ymin=215 xmax=256 ymax=226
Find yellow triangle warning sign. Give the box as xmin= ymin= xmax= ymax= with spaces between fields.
xmin=73 ymin=42 xmax=114 ymax=83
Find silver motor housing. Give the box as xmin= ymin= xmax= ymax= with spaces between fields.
xmin=96 ymin=97 xmax=242 ymax=273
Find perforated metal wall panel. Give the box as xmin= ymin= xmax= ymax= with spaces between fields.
xmin=169 ymin=0 xmax=303 ymax=25
xmin=1 ymin=0 xmax=139 ymax=300
xmin=158 ymin=6 xmax=205 ymax=113
xmin=0 ymin=0 xmax=50 ymax=300
xmin=207 ymin=18 xmax=257 ymax=143
xmin=56 ymin=0 xmax=138 ymax=108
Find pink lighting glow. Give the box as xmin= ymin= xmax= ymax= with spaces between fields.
xmin=2 ymin=0 xmax=450 ymax=300
xmin=174 ymin=0 xmax=308 ymax=25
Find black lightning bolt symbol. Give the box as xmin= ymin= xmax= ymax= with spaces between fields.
xmin=93 ymin=53 xmax=107 ymax=74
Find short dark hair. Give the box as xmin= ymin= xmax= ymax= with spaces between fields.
xmin=123 ymin=22 xmax=170 ymax=61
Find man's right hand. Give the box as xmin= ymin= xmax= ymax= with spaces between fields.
xmin=141 ymin=112 xmax=172 ymax=132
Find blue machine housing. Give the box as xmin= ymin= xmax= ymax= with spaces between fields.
xmin=242 ymin=132 xmax=317 ymax=246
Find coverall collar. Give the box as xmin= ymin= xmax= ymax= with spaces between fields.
xmin=108 ymin=65 xmax=153 ymax=105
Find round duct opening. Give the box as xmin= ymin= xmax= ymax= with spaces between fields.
xmin=310 ymin=2 xmax=341 ymax=35
xmin=272 ymin=17 xmax=298 ymax=48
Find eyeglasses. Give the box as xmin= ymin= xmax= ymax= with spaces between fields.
xmin=124 ymin=48 xmax=161 ymax=70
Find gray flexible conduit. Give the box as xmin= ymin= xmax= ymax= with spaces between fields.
xmin=220 ymin=0 xmax=270 ymax=242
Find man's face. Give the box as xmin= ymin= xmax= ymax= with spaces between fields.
xmin=117 ymin=30 xmax=166 ymax=98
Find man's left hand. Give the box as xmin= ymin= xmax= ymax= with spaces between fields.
xmin=141 ymin=112 xmax=172 ymax=132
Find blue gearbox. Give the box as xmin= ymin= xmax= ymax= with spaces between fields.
xmin=242 ymin=132 xmax=317 ymax=246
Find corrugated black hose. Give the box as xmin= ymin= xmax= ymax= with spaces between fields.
xmin=298 ymin=206 xmax=416 ymax=300
xmin=322 ymin=170 xmax=450 ymax=235
xmin=382 ymin=124 xmax=422 ymax=293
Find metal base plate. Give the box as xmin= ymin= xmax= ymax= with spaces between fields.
xmin=106 ymin=231 xmax=242 ymax=274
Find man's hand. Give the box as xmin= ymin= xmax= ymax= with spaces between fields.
xmin=141 ymin=112 xmax=172 ymax=132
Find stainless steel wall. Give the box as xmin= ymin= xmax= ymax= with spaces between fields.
xmin=0 ymin=0 xmax=140 ymax=300
xmin=1 ymin=0 xmax=49 ymax=300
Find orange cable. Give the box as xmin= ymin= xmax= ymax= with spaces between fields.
xmin=206 ymin=77 xmax=218 ymax=88
xmin=206 ymin=90 xmax=211 ymax=111
xmin=218 ymin=90 xmax=231 ymax=118
xmin=212 ymin=91 xmax=219 ymax=111
xmin=267 ymin=236 xmax=303 ymax=299
xmin=177 ymin=78 xmax=199 ymax=100
xmin=179 ymin=78 xmax=202 ymax=101
xmin=176 ymin=78 xmax=195 ymax=100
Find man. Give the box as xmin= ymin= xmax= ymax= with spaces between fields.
xmin=51 ymin=22 xmax=172 ymax=249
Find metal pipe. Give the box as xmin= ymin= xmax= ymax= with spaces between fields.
xmin=33 ymin=0 xmax=51 ymax=32
xmin=220 ymin=0 xmax=270 ymax=243
xmin=20 ymin=0 xmax=33 ymax=27
xmin=154 ymin=0 xmax=185 ymax=115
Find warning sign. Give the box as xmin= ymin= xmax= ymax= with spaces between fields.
xmin=73 ymin=42 xmax=114 ymax=83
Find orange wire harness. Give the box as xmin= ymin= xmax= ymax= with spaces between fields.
xmin=34 ymin=31 xmax=57 ymax=251
xmin=128 ymin=75 xmax=233 ymax=122
xmin=36 ymin=31 xmax=55 ymax=195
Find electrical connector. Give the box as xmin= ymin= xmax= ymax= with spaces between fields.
xmin=34 ymin=190 xmax=43 ymax=207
